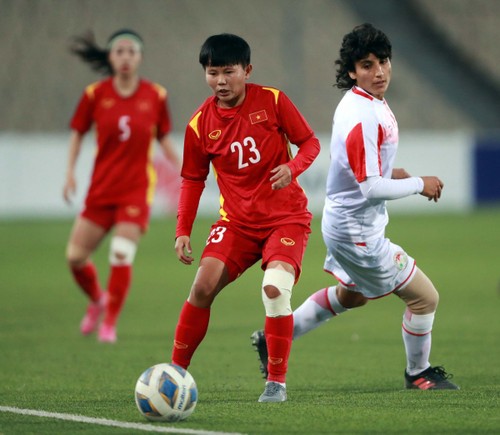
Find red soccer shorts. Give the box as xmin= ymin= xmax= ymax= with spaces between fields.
xmin=81 ymin=202 xmax=151 ymax=232
xmin=201 ymin=220 xmax=311 ymax=283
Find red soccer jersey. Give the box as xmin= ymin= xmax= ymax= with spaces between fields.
xmin=177 ymin=83 xmax=319 ymax=237
xmin=70 ymin=77 xmax=172 ymax=206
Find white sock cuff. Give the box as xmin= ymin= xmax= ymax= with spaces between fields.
xmin=327 ymin=286 xmax=348 ymax=315
xmin=402 ymin=310 xmax=435 ymax=336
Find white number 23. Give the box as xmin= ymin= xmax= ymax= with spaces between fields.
xmin=230 ymin=136 xmax=261 ymax=169
xmin=206 ymin=226 xmax=227 ymax=245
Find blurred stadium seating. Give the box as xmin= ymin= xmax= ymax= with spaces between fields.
xmin=0 ymin=0 xmax=498 ymax=133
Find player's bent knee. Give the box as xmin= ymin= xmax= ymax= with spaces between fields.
xmin=109 ymin=236 xmax=137 ymax=265
xmin=66 ymin=243 xmax=89 ymax=267
xmin=337 ymin=285 xmax=368 ymax=308
xmin=399 ymin=269 xmax=440 ymax=314
xmin=261 ymin=268 xmax=295 ymax=317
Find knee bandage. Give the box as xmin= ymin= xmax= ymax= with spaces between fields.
xmin=109 ymin=236 xmax=137 ymax=265
xmin=402 ymin=309 xmax=435 ymax=336
xmin=261 ymin=268 xmax=294 ymax=317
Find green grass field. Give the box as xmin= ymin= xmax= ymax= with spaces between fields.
xmin=1 ymin=210 xmax=499 ymax=434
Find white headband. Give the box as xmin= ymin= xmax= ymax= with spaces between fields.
xmin=107 ymin=33 xmax=143 ymax=51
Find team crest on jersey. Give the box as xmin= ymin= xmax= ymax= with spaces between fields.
xmin=280 ymin=237 xmax=295 ymax=246
xmin=101 ymin=98 xmax=115 ymax=109
xmin=393 ymin=251 xmax=408 ymax=270
xmin=249 ymin=110 xmax=268 ymax=124
xmin=209 ymin=129 xmax=222 ymax=140
xmin=137 ymin=100 xmax=152 ymax=112
xmin=125 ymin=206 xmax=141 ymax=217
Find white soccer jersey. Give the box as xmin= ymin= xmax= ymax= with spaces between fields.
xmin=322 ymin=86 xmax=401 ymax=243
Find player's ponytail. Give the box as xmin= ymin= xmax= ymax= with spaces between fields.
xmin=70 ymin=31 xmax=112 ymax=75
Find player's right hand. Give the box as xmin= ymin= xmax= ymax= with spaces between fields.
xmin=420 ymin=176 xmax=444 ymax=203
xmin=63 ymin=176 xmax=77 ymax=204
xmin=175 ymin=235 xmax=194 ymax=265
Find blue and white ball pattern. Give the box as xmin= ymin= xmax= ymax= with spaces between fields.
xmin=135 ymin=363 xmax=198 ymax=422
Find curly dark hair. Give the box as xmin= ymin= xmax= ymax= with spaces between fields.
xmin=70 ymin=29 xmax=143 ymax=76
xmin=334 ymin=23 xmax=392 ymax=90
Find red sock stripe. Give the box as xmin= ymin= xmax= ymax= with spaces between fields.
xmin=401 ymin=323 xmax=432 ymax=337
xmin=311 ymin=287 xmax=337 ymax=316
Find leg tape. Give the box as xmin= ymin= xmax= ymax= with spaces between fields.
xmin=402 ymin=309 xmax=435 ymax=336
xmin=262 ymin=268 xmax=294 ymax=317
xmin=109 ymin=236 xmax=137 ymax=265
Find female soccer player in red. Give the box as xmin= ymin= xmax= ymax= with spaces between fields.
xmin=171 ymin=33 xmax=320 ymax=402
xmin=64 ymin=29 xmax=179 ymax=343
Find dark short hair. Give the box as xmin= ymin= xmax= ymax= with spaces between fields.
xmin=199 ymin=33 xmax=251 ymax=68
xmin=335 ymin=23 xmax=392 ymax=90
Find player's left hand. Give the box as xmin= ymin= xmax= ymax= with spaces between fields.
xmin=270 ymin=164 xmax=292 ymax=190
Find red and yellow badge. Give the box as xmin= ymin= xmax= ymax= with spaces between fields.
xmin=280 ymin=237 xmax=295 ymax=246
xmin=101 ymin=98 xmax=115 ymax=109
xmin=125 ymin=206 xmax=141 ymax=217
xmin=137 ymin=100 xmax=152 ymax=112
xmin=249 ymin=110 xmax=268 ymax=124
xmin=209 ymin=129 xmax=222 ymax=140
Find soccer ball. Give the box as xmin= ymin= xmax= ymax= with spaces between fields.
xmin=134 ymin=363 xmax=198 ymax=422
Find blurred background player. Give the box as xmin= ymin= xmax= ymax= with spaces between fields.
xmin=63 ymin=29 xmax=179 ymax=343
xmin=171 ymin=33 xmax=320 ymax=402
xmin=252 ymin=23 xmax=459 ymax=390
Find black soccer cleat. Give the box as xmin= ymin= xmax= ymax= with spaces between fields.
xmin=405 ymin=366 xmax=460 ymax=390
xmin=250 ymin=330 xmax=268 ymax=379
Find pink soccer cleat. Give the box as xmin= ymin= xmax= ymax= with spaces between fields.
xmin=80 ymin=294 xmax=106 ymax=335
xmin=98 ymin=322 xmax=117 ymax=343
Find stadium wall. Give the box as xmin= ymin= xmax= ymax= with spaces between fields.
xmin=1 ymin=131 xmax=495 ymax=219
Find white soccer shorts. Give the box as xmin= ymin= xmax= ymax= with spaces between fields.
xmin=323 ymin=235 xmax=417 ymax=299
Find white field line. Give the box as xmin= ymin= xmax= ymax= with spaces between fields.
xmin=0 ymin=406 xmax=246 ymax=435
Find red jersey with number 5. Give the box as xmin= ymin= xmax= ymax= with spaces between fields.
xmin=179 ymin=83 xmax=319 ymax=233
xmin=70 ymin=77 xmax=172 ymax=206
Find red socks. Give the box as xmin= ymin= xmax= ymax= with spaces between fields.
xmin=265 ymin=315 xmax=294 ymax=383
xmin=103 ymin=265 xmax=132 ymax=326
xmin=71 ymin=262 xmax=102 ymax=302
xmin=171 ymin=301 xmax=211 ymax=369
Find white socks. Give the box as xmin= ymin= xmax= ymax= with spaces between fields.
xmin=293 ymin=287 xmax=348 ymax=339
xmin=402 ymin=309 xmax=434 ymax=375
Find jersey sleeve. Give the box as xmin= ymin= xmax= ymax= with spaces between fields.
xmin=275 ymin=91 xmax=320 ymax=178
xmin=180 ymin=112 xmax=211 ymax=182
xmin=360 ymin=175 xmax=424 ymax=200
xmin=175 ymin=178 xmax=205 ymax=238
xmin=155 ymin=85 xmax=172 ymax=139
xmin=276 ymin=91 xmax=316 ymax=145
xmin=70 ymin=85 xmax=96 ymax=134
xmin=346 ymin=110 xmax=383 ymax=183
xmin=176 ymin=112 xmax=211 ymax=237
